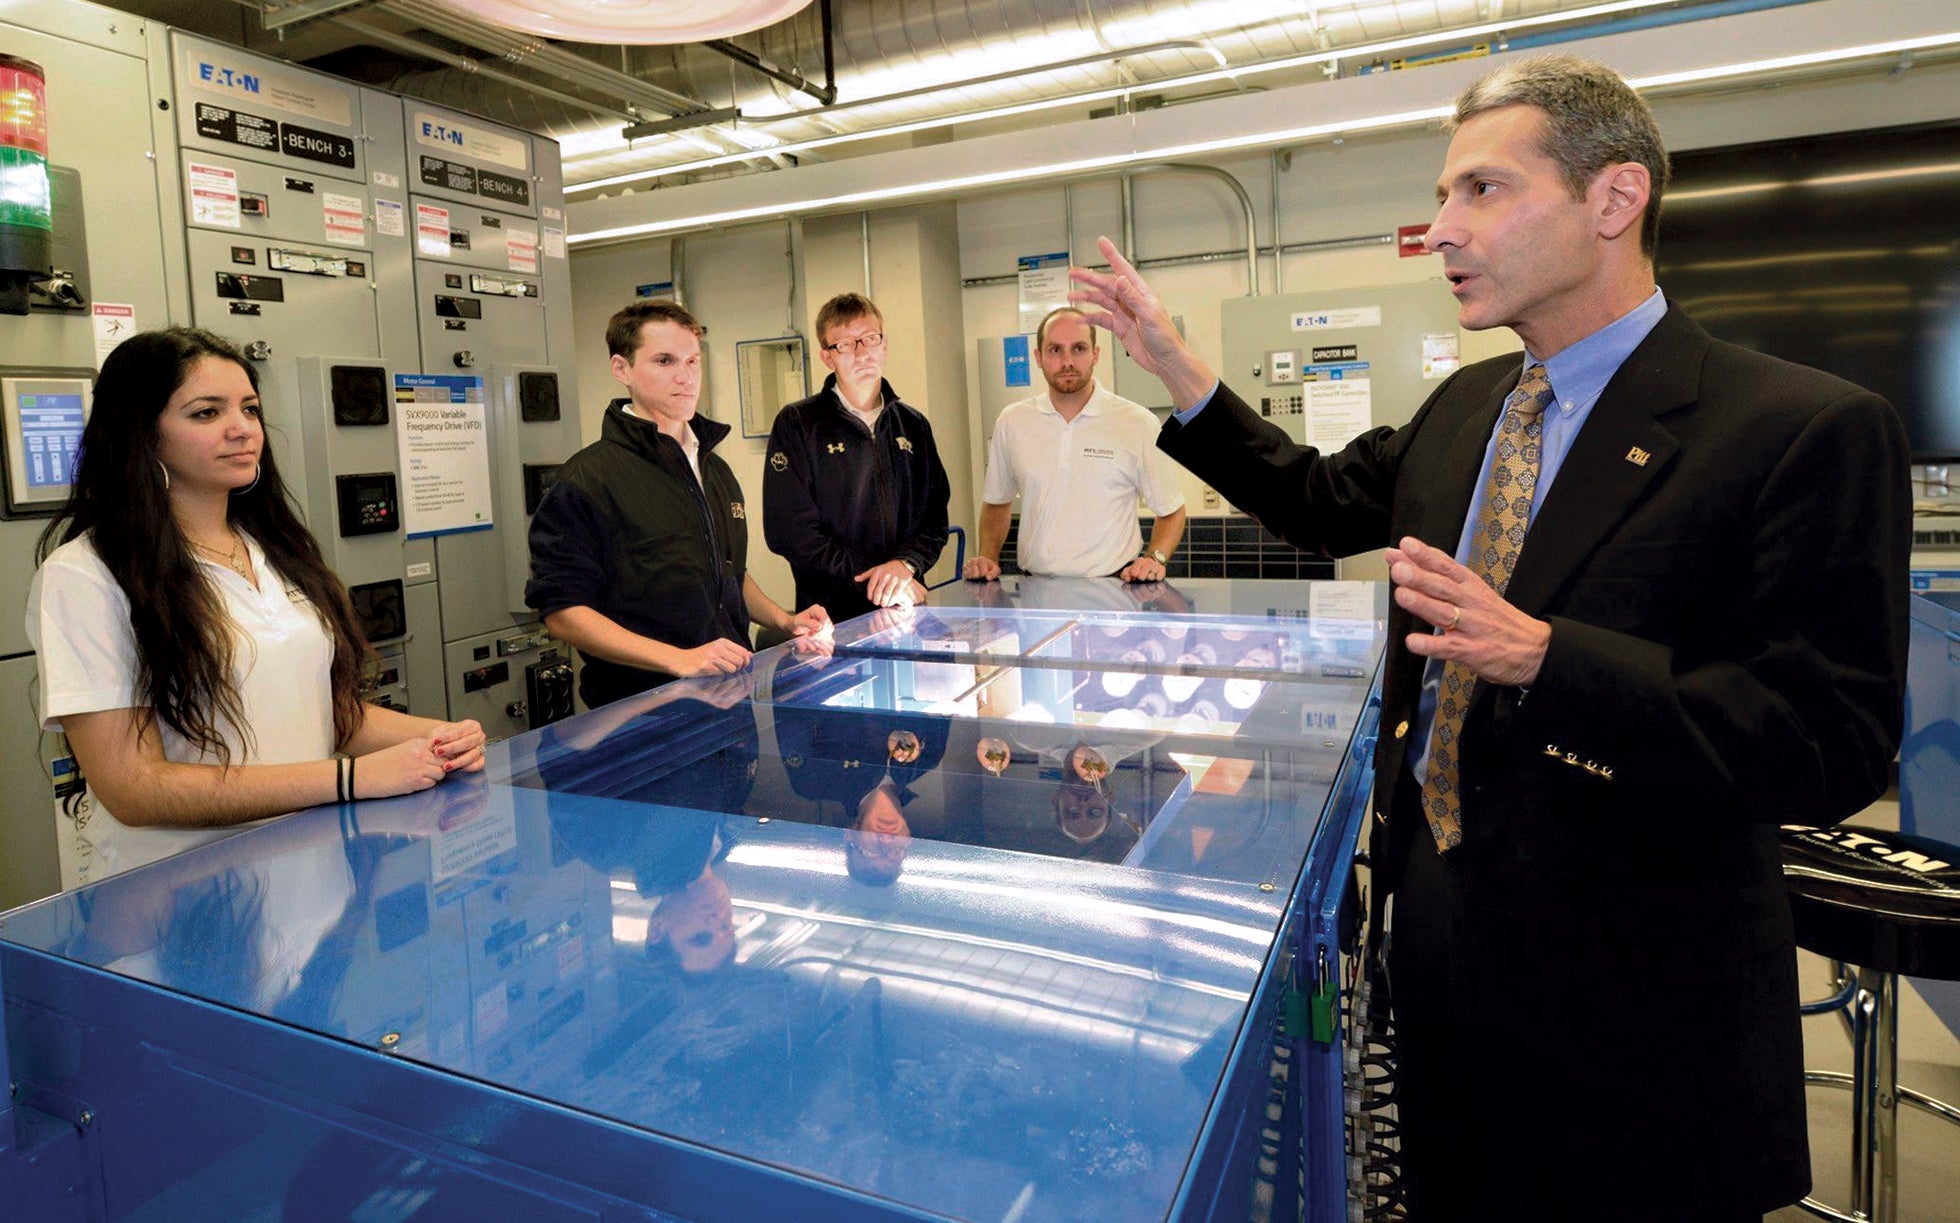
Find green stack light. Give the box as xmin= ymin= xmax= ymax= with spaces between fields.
xmin=0 ymin=53 xmax=53 ymax=285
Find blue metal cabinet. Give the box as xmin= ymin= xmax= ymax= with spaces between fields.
xmin=1 ymin=578 xmax=1383 ymax=1223
xmin=1902 ymin=589 xmax=1960 ymax=1041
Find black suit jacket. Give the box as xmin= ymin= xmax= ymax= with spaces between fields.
xmin=1161 ymin=304 xmax=1911 ymax=1211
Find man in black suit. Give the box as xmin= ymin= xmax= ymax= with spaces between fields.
xmin=1071 ymin=54 xmax=1909 ymax=1221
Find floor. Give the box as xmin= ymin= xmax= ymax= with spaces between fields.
xmin=1767 ymin=798 xmax=1960 ymax=1222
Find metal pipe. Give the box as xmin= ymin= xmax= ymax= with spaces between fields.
xmin=1270 ymin=151 xmax=1285 ymax=295
xmin=702 ymin=38 xmax=836 ymax=106
xmin=671 ymin=238 xmax=686 ymax=308
xmin=261 ymin=0 xmax=372 ymax=32
xmin=216 ymin=1 xmax=646 ymax=124
xmin=744 ymin=40 xmax=1223 ymax=125
xmin=820 ymin=0 xmax=836 ymax=107
xmin=959 ymin=232 xmax=1391 ymax=289
xmin=332 ymin=17 xmax=644 ymax=124
xmin=1063 ymin=185 xmax=1074 ymax=269
xmin=784 ymin=220 xmax=798 ymax=335
xmin=381 ymin=0 xmax=712 ymax=117
xmin=1120 ymin=176 xmax=1136 ymax=262
xmin=861 ymin=213 xmax=872 ymax=295
xmin=1123 ymin=163 xmax=1258 ymax=296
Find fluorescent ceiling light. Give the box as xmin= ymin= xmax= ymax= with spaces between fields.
xmin=569 ymin=32 xmax=1960 ymax=247
xmin=1666 ymin=160 xmax=1960 ymax=201
xmin=567 ymin=0 xmax=1684 ymax=191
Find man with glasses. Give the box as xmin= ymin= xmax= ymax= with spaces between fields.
xmin=764 ymin=292 xmax=951 ymax=621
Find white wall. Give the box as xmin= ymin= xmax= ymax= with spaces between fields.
xmin=575 ymin=39 xmax=1960 ymax=547
xmin=568 ymin=201 xmax=975 ymax=606
xmin=954 ymin=57 xmax=1960 ymax=517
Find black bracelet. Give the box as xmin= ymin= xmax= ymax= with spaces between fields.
xmin=346 ymin=755 xmax=357 ymax=803
xmin=333 ymin=755 xmax=348 ymax=803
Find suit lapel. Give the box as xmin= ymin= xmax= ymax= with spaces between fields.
xmin=1504 ymin=306 xmax=1707 ymax=618
xmin=1417 ymin=375 xmax=1513 ymax=551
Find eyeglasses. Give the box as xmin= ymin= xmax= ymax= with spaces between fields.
xmin=823 ymin=332 xmax=885 ymax=355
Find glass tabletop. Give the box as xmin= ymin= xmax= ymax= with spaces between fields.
xmin=0 ymin=578 xmax=1388 ymax=1223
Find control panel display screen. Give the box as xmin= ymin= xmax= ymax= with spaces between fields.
xmin=19 ymin=393 xmax=84 ymax=487
xmin=3 ymin=372 xmax=94 ymax=516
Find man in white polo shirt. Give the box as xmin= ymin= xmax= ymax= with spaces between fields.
xmin=965 ymin=308 xmax=1187 ymax=582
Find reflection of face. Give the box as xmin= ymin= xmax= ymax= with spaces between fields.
xmin=848 ymin=783 xmax=911 ymax=883
xmin=611 ymin=321 xmax=702 ymax=431
xmin=888 ymin=729 xmax=921 ymax=765
xmin=1038 ymin=312 xmax=1098 ymax=397
xmin=157 ymin=356 xmax=263 ymax=497
xmin=649 ymin=870 xmax=735 ymax=974
xmin=1054 ymin=783 xmax=1111 ymax=843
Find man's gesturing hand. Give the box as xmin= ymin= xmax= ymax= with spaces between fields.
xmin=1388 ymin=536 xmax=1550 ymax=687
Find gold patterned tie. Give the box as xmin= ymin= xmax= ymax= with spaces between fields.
xmin=1419 ymin=364 xmax=1553 ymax=851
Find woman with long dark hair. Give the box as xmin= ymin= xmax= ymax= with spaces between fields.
xmin=25 ymin=327 xmax=486 ymax=884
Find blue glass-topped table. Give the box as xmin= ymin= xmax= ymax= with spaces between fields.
xmin=0 ymin=577 xmax=1385 ymax=1223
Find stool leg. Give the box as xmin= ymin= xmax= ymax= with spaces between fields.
xmin=1848 ymin=966 xmax=1900 ymax=1223
xmin=1872 ymin=969 xmax=1899 ymax=1223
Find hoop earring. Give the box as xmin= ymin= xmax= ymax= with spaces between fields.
xmin=232 ymin=463 xmax=261 ymax=496
xmin=156 ymin=459 xmax=171 ymax=491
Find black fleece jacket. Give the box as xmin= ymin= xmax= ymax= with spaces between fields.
xmin=526 ymin=400 xmax=749 ymax=708
xmin=761 ymin=375 xmax=950 ymax=620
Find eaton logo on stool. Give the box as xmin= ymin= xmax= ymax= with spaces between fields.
xmin=1786 ymin=826 xmax=1952 ymax=874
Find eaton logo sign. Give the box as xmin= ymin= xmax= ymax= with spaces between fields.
xmin=196 ymin=62 xmax=260 ymax=93
xmin=420 ymin=121 xmax=465 ymax=147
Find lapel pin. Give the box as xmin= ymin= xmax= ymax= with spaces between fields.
xmin=1625 ymin=446 xmax=1650 ymax=467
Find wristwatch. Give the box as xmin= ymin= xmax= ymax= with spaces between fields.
xmin=1147 ymin=549 xmax=1168 ymax=564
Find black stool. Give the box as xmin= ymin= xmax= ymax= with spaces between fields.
xmin=1781 ymin=825 xmax=1960 ymax=1223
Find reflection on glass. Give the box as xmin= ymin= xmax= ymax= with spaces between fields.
xmin=1163 ymin=673 xmax=1203 ymax=704
xmin=1070 ymin=744 xmax=1111 ymax=787
xmin=977 ymin=737 xmax=1011 ymax=776
xmin=1223 ymin=678 xmax=1265 ymax=710
xmin=888 ymin=730 xmax=922 ymax=764
xmin=1101 ymin=646 xmax=1148 ymax=698
xmin=1053 ymin=782 xmax=1112 ymax=844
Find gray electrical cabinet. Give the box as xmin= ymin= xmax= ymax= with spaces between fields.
xmin=0 ymin=2 xmax=582 ymax=908
xmin=1219 ymin=281 xmax=1464 ymax=445
xmin=159 ymin=32 xmax=438 ymax=725
xmin=1220 ymin=281 xmax=1467 ymax=577
xmin=404 ymin=102 xmax=581 ymax=741
xmin=0 ymin=4 xmax=177 ymax=909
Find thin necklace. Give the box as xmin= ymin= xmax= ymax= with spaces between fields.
xmin=188 ymin=533 xmax=251 ymax=580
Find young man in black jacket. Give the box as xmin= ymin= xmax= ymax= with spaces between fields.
xmin=526 ymin=300 xmax=828 ymax=710
xmin=762 ymin=293 xmax=951 ymax=622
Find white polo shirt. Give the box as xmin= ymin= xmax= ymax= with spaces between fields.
xmin=25 ymin=533 xmax=337 ymax=887
xmin=982 ymin=381 xmax=1185 ymax=577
